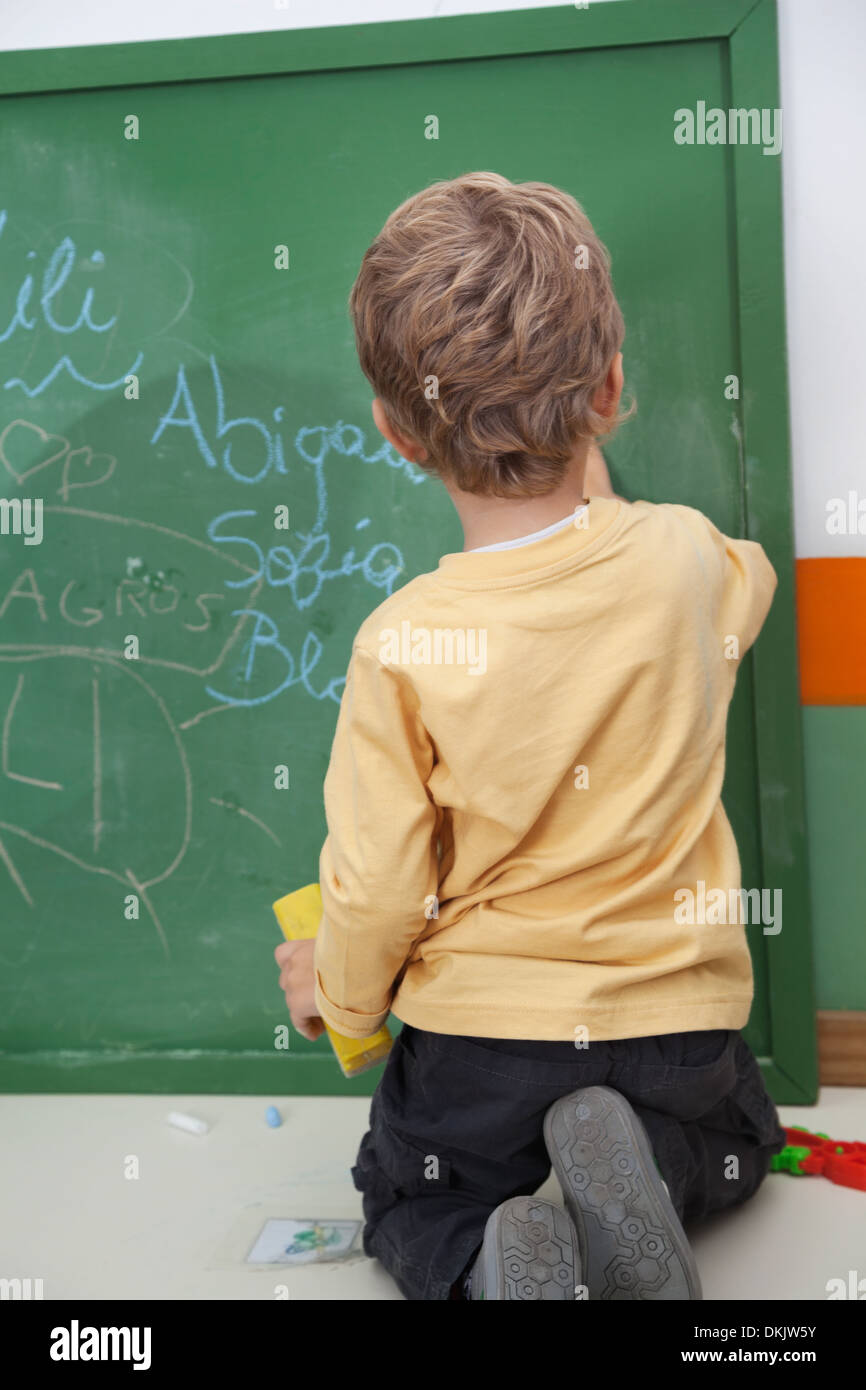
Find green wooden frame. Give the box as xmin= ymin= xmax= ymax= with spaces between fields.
xmin=0 ymin=0 xmax=816 ymax=1102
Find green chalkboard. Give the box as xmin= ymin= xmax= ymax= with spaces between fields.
xmin=0 ymin=0 xmax=816 ymax=1101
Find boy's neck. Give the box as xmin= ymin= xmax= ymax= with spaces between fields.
xmin=445 ymin=448 xmax=590 ymax=552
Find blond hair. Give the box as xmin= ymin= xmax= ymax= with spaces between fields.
xmin=349 ymin=172 xmax=630 ymax=497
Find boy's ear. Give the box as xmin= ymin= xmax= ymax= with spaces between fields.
xmin=372 ymin=397 xmax=428 ymax=463
xmin=592 ymin=352 xmax=624 ymax=421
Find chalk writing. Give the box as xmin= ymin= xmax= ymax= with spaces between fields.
xmin=207 ymin=510 xmax=403 ymax=607
xmin=0 ymin=211 xmax=116 ymax=344
xmin=151 ymin=354 xmax=425 ymax=488
xmin=206 ymin=615 xmax=345 ymax=708
xmin=0 ymin=205 xmax=434 ymax=960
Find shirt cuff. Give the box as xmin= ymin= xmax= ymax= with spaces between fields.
xmin=314 ymin=973 xmax=390 ymax=1039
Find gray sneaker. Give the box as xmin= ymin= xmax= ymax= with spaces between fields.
xmin=469 ymin=1195 xmax=580 ymax=1300
xmin=543 ymin=1085 xmax=702 ymax=1300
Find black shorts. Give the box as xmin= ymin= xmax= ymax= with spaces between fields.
xmin=351 ymin=1025 xmax=786 ymax=1300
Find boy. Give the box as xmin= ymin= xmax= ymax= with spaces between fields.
xmin=275 ymin=172 xmax=786 ymax=1301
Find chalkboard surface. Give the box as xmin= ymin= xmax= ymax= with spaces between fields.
xmin=0 ymin=1 xmax=816 ymax=1100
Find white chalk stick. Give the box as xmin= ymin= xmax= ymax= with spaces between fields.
xmin=166 ymin=1110 xmax=209 ymax=1135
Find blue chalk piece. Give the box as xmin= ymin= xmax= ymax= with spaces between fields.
xmin=265 ymin=1106 xmax=282 ymax=1128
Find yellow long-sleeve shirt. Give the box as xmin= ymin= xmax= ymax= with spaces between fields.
xmin=314 ymin=495 xmax=777 ymax=1042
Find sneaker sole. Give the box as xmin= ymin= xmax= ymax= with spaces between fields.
xmin=543 ymin=1085 xmax=702 ymax=1300
xmin=475 ymin=1196 xmax=580 ymax=1300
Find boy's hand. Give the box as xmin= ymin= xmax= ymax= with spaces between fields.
xmin=274 ymin=939 xmax=325 ymax=1042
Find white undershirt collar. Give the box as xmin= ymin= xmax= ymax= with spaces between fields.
xmin=469 ymin=505 xmax=587 ymax=553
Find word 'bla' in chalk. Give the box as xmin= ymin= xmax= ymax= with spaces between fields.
xmin=265 ymin=1106 xmax=282 ymax=1128
xmin=167 ymin=1111 xmax=209 ymax=1135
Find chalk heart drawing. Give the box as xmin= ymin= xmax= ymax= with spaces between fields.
xmin=0 ymin=418 xmax=116 ymax=499
xmin=0 ymin=418 xmax=68 ymax=484
xmin=57 ymin=444 xmax=117 ymax=498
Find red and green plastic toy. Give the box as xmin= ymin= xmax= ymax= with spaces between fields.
xmin=771 ymin=1126 xmax=866 ymax=1191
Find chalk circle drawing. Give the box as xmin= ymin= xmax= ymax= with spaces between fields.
xmin=0 ymin=649 xmax=191 ymax=957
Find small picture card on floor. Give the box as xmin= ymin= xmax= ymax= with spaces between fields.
xmin=245 ymin=1218 xmax=362 ymax=1265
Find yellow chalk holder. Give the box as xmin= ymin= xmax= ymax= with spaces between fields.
xmin=273 ymin=882 xmax=393 ymax=1079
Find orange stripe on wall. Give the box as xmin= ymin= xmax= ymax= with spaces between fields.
xmin=797 ymin=557 xmax=866 ymax=705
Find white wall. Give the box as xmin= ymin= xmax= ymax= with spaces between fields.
xmin=2 ymin=0 xmax=863 ymax=556
xmin=776 ymin=0 xmax=865 ymax=556
xmin=4 ymin=0 xmax=594 ymax=45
